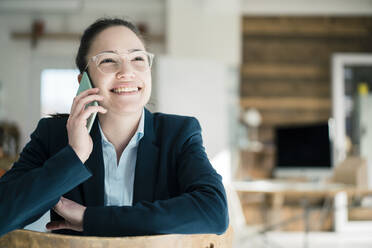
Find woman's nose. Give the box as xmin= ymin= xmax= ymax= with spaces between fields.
xmin=116 ymin=60 xmax=135 ymax=79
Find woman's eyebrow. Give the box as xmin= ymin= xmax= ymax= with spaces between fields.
xmin=100 ymin=50 xmax=117 ymax=54
xmin=100 ymin=49 xmax=144 ymax=54
xmin=128 ymin=48 xmax=144 ymax=52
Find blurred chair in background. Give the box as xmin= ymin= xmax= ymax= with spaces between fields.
xmin=0 ymin=121 xmax=20 ymax=173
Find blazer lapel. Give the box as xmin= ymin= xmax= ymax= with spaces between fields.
xmin=133 ymin=109 xmax=159 ymax=204
xmin=82 ymin=118 xmax=105 ymax=206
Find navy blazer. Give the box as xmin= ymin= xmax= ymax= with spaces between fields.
xmin=0 ymin=109 xmax=228 ymax=237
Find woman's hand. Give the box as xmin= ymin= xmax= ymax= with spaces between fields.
xmin=67 ymin=88 xmax=107 ymax=163
xmin=46 ymin=197 xmax=86 ymax=232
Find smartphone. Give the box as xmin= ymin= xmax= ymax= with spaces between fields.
xmin=76 ymin=71 xmax=98 ymax=133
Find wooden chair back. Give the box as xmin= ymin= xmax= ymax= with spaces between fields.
xmin=0 ymin=225 xmax=233 ymax=248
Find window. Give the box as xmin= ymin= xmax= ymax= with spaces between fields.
xmin=40 ymin=69 xmax=79 ymax=117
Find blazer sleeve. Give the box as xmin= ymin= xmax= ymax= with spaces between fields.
xmin=0 ymin=118 xmax=92 ymax=237
xmin=83 ymin=117 xmax=229 ymax=236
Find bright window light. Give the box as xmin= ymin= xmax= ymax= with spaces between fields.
xmin=40 ymin=69 xmax=79 ymax=117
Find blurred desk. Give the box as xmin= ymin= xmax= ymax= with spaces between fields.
xmin=233 ymin=180 xmax=349 ymax=195
xmin=232 ymin=180 xmax=372 ymax=232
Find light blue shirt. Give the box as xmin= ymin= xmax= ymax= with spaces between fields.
xmin=98 ymin=109 xmax=145 ymax=206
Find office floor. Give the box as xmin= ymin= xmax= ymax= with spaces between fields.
xmin=236 ymin=231 xmax=372 ymax=248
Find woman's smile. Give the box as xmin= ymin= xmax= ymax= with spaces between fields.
xmin=110 ymin=86 xmax=142 ymax=95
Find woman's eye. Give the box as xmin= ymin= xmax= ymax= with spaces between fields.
xmin=133 ymin=56 xmax=145 ymax=61
xmin=100 ymin=58 xmax=116 ymax=64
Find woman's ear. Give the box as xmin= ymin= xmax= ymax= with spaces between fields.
xmin=77 ymin=74 xmax=82 ymax=83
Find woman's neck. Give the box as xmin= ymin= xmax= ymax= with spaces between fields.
xmin=98 ymin=109 xmax=143 ymax=155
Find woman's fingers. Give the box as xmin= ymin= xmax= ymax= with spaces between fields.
xmin=48 ymin=196 xmax=85 ymax=232
xmin=71 ymin=93 xmax=104 ymax=119
xmin=46 ymin=220 xmax=69 ymax=231
xmin=79 ymin=106 xmax=107 ymax=122
xmin=70 ymin=88 xmax=99 ymax=114
xmin=46 ymin=220 xmax=81 ymax=232
xmin=69 ymin=106 xmax=107 ymax=128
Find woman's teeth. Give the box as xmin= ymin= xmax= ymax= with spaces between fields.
xmin=112 ymin=87 xmax=139 ymax=93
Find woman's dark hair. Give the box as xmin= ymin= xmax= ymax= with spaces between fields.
xmin=75 ymin=17 xmax=144 ymax=73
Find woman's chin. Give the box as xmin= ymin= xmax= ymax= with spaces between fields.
xmin=110 ymin=103 xmax=145 ymax=115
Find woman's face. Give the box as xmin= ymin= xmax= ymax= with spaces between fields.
xmin=85 ymin=26 xmax=152 ymax=115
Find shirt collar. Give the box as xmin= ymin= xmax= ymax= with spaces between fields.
xmin=136 ymin=108 xmax=145 ymax=141
xmin=98 ymin=108 xmax=145 ymax=146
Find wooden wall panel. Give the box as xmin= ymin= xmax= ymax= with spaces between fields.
xmin=241 ymin=97 xmax=330 ymax=110
xmin=241 ymin=16 xmax=372 ymax=145
xmin=243 ymin=38 xmax=372 ymax=64
xmin=259 ymin=109 xmax=330 ymax=126
xmin=241 ymin=80 xmax=330 ymax=98
xmin=242 ymin=17 xmax=372 ymax=37
xmin=242 ymin=63 xmax=328 ymax=79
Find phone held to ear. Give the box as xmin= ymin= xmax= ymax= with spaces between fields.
xmin=76 ymin=71 xmax=98 ymax=133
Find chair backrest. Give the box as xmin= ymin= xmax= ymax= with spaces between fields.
xmin=0 ymin=225 xmax=233 ymax=248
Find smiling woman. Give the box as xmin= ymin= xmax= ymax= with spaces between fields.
xmin=0 ymin=17 xmax=228 ymax=237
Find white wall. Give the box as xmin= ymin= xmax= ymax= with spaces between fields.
xmin=154 ymin=57 xmax=231 ymax=159
xmin=167 ymin=0 xmax=241 ymax=66
xmin=164 ymin=0 xmax=241 ymax=181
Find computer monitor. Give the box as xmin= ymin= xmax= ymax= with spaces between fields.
xmin=273 ymin=122 xmax=332 ymax=180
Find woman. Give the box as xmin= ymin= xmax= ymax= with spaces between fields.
xmin=0 ymin=18 xmax=228 ymax=237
